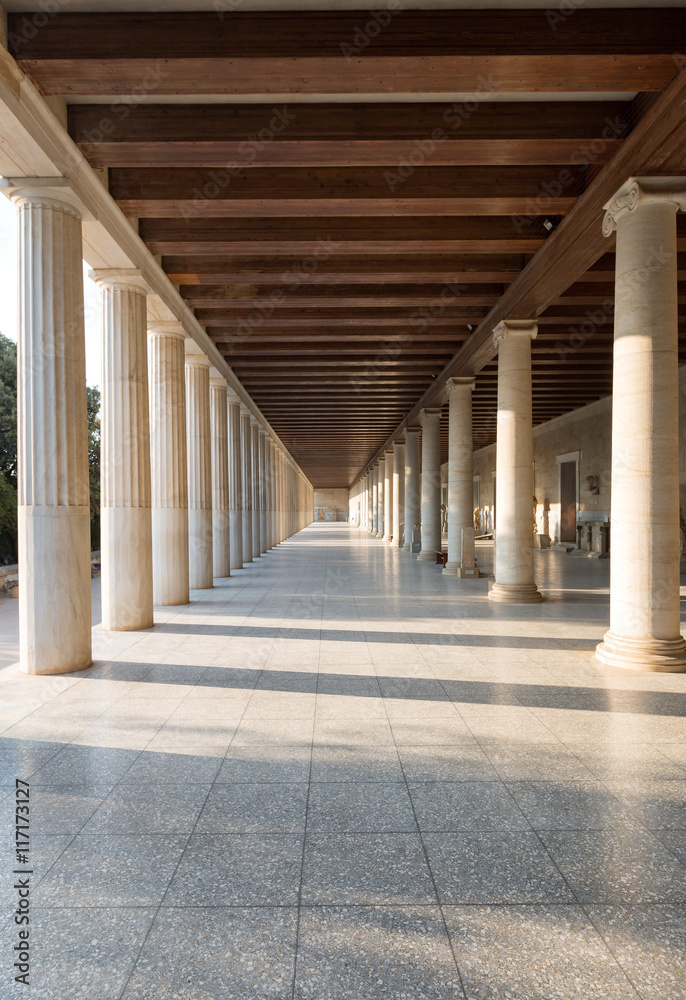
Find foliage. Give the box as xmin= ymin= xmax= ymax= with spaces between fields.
xmin=87 ymin=385 xmax=101 ymax=551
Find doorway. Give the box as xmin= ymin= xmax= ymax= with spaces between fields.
xmin=559 ymin=460 xmax=577 ymax=543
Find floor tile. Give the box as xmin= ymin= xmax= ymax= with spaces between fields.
xmin=424 ymin=831 xmax=575 ymax=904
xmin=294 ymin=906 xmax=461 ymax=1000
xmin=122 ymin=907 xmax=298 ymax=1000
xmin=120 ymin=746 xmax=224 ymax=784
xmin=409 ymin=781 xmax=530 ymax=832
xmin=30 ymin=746 xmax=141 ymax=787
xmin=444 ymin=904 xmax=637 ymax=1000
xmin=163 ymin=834 xmax=303 ymax=906
xmin=507 ymin=779 xmax=642 ymax=830
xmin=217 ymin=745 xmax=311 ymax=783
xmin=195 ymin=782 xmax=308 ymax=833
xmin=541 ymin=828 xmax=686 ymax=903
xmin=2 ymin=785 xmax=109 ymax=835
xmin=310 ymin=746 xmax=403 ymax=783
xmin=307 ymin=782 xmax=416 ymax=832
xmin=301 ymin=833 xmax=436 ymax=904
xmin=397 ymin=745 xmax=499 ymax=782
xmin=84 ymin=782 xmax=210 ymax=834
xmin=34 ymin=834 xmax=186 ymax=906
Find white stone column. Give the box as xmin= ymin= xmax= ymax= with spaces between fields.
xmin=489 ymin=320 xmax=542 ymax=603
xmin=251 ymin=418 xmax=262 ymax=556
xmin=227 ymin=390 xmax=243 ymax=569
xmin=377 ymin=457 xmax=385 ymax=538
xmin=403 ymin=427 xmax=421 ymax=552
xmin=383 ymin=449 xmax=394 ymax=542
xmin=15 ymin=191 xmax=91 ymax=673
xmin=596 ymin=177 xmax=686 ymax=671
xmin=240 ymin=406 xmax=253 ymax=562
xmin=270 ymin=440 xmax=278 ymax=547
xmin=185 ymin=351 xmax=213 ymax=590
xmin=444 ymin=377 xmax=476 ymax=576
xmin=148 ymin=322 xmax=189 ymax=606
xmin=210 ymin=373 xmax=230 ymax=579
xmin=393 ymin=441 xmax=405 ymax=548
xmin=372 ymin=465 xmax=379 ymax=535
xmin=258 ymin=429 xmax=268 ymax=552
xmin=417 ymin=407 xmax=443 ymax=561
xmin=94 ymin=269 xmax=153 ymax=631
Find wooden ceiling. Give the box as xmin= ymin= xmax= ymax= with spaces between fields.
xmin=9 ymin=7 xmax=686 ymax=487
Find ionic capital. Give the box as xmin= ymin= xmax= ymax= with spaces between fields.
xmin=446 ymin=376 xmax=476 ymax=396
xmin=493 ymin=320 xmax=537 ymax=350
xmin=91 ymin=269 xmax=148 ymax=294
xmin=147 ymin=320 xmax=186 ymax=341
xmin=602 ymin=176 xmax=686 ymax=236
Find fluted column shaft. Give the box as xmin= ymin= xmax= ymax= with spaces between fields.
xmin=251 ymin=419 xmax=262 ymax=556
xmin=489 ymin=321 xmax=542 ymax=603
xmin=258 ymin=429 xmax=268 ymax=552
xmin=149 ymin=324 xmax=189 ymax=606
xmin=210 ymin=376 xmax=230 ymax=579
xmin=383 ymin=450 xmax=394 ymax=541
xmin=377 ymin=458 xmax=385 ymax=538
xmin=392 ymin=442 xmax=405 ymax=548
xmin=372 ymin=466 xmax=379 ymax=534
xmin=96 ymin=270 xmax=153 ymax=630
xmin=403 ymin=428 xmax=421 ymax=552
xmin=596 ymin=178 xmax=686 ymax=671
xmin=445 ymin=378 xmax=476 ymax=575
xmin=417 ymin=408 xmax=443 ymax=561
xmin=240 ymin=408 xmax=253 ymax=562
xmin=270 ymin=440 xmax=278 ymax=547
xmin=227 ymin=393 xmax=243 ymax=569
xmin=16 ymin=193 xmax=91 ymax=674
xmin=185 ymin=352 xmax=213 ymax=590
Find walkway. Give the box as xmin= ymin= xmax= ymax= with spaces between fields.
xmin=1 ymin=522 xmax=686 ymax=999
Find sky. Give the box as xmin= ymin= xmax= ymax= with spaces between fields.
xmin=0 ymin=193 xmax=103 ymax=387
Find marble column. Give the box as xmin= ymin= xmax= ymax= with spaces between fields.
xmin=15 ymin=191 xmax=91 ymax=673
xmin=489 ymin=320 xmax=542 ymax=603
xmin=372 ymin=465 xmax=380 ymax=535
xmin=210 ymin=374 xmax=230 ymax=579
xmin=270 ymin=440 xmax=278 ymax=547
xmin=393 ymin=441 xmax=405 ymax=548
xmin=383 ymin=449 xmax=394 ymax=542
xmin=417 ymin=407 xmax=443 ymax=561
xmin=185 ymin=351 xmax=213 ymax=590
xmin=251 ymin=418 xmax=261 ymax=556
xmin=258 ymin=429 xmax=268 ymax=552
xmin=596 ymin=177 xmax=686 ymax=671
xmin=444 ymin=377 xmax=476 ymax=576
xmin=148 ymin=322 xmax=189 ymax=606
xmin=377 ymin=457 xmax=385 ymax=539
xmin=240 ymin=406 xmax=253 ymax=562
xmin=94 ymin=269 xmax=153 ymax=631
xmin=227 ymin=391 xmax=243 ymax=570
xmin=403 ymin=427 xmax=421 ymax=552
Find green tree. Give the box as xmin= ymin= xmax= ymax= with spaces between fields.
xmin=0 ymin=334 xmax=17 ymax=564
xmin=87 ymin=385 xmax=101 ymax=551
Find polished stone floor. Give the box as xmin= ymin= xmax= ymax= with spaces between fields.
xmin=1 ymin=522 xmax=686 ymax=998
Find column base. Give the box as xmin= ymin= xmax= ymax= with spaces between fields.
xmin=443 ymin=562 xmax=480 ymax=578
xmin=443 ymin=561 xmax=458 ymax=575
xmin=417 ymin=549 xmax=437 ymax=562
xmin=383 ymin=533 xmax=393 ymax=542
xmin=595 ymin=631 xmax=686 ymax=672
xmin=488 ymin=581 xmax=543 ymax=603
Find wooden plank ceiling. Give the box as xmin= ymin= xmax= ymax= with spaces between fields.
xmin=9 ymin=7 xmax=686 ymax=487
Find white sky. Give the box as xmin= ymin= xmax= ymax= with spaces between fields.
xmin=0 ymin=194 xmax=102 ymax=388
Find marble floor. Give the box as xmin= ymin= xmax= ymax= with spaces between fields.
xmin=1 ymin=522 xmax=686 ymax=998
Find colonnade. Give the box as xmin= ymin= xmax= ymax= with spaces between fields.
xmin=13 ymin=187 xmax=313 ymax=676
xmin=351 ymin=175 xmax=686 ymax=673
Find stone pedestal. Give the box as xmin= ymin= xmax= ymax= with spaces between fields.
xmin=240 ymin=407 xmax=253 ymax=562
xmin=185 ymin=351 xmax=213 ymax=590
xmin=596 ymin=177 xmax=686 ymax=671
xmin=403 ymin=428 xmax=421 ymax=552
xmin=94 ymin=270 xmax=153 ymax=631
xmin=417 ymin=408 xmax=443 ymax=561
xmin=227 ymin=392 xmax=243 ymax=569
xmin=392 ymin=442 xmax=405 ymax=547
xmin=383 ymin=450 xmax=394 ymax=542
xmin=251 ymin=418 xmax=262 ymax=556
xmin=210 ymin=375 xmax=230 ymax=579
xmin=444 ymin=378 xmax=476 ymax=576
xmin=15 ymin=192 xmax=92 ymax=673
xmin=148 ymin=323 xmax=189 ymax=606
xmin=489 ymin=321 xmax=542 ymax=604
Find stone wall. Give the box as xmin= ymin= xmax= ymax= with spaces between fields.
xmin=314 ymin=488 xmax=349 ymax=520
